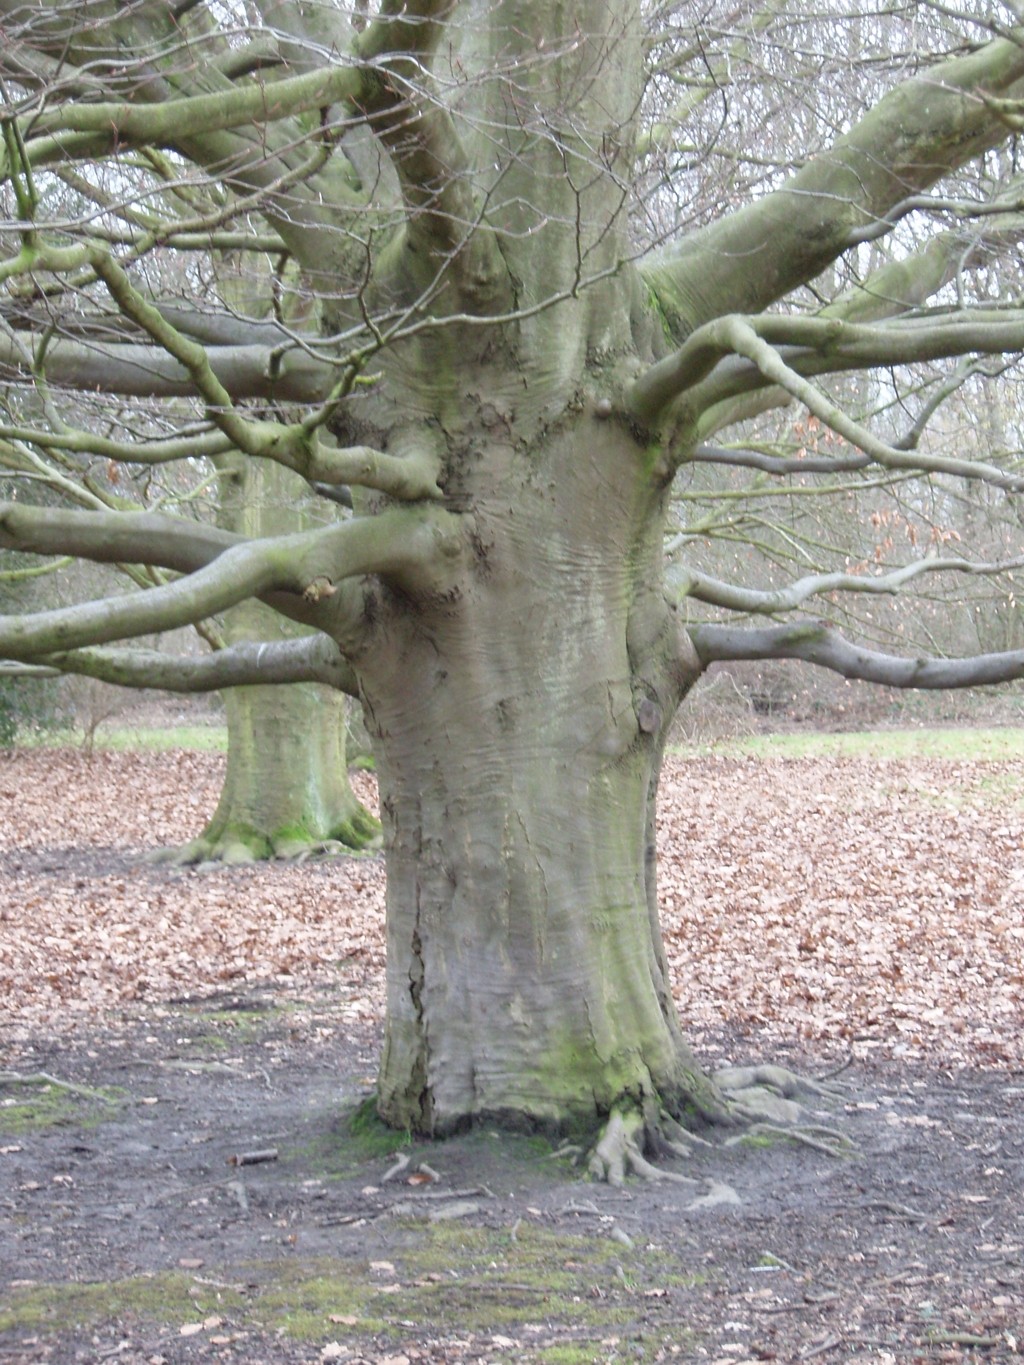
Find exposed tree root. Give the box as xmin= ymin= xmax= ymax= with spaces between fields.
xmin=587 ymin=1108 xmax=699 ymax=1188
xmin=380 ymin=1152 xmax=410 ymax=1183
xmin=713 ymin=1063 xmax=848 ymax=1105
xmin=725 ymin=1121 xmax=856 ymax=1157
xmin=147 ymin=822 xmax=381 ymax=868
xmin=586 ymin=1064 xmax=853 ymax=1184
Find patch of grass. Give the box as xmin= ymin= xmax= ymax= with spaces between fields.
xmin=1 ymin=1231 xmax=704 ymax=1358
xmin=96 ymin=724 xmax=228 ymax=752
xmin=534 ymin=1346 xmax=622 ymax=1365
xmin=256 ymin=1222 xmax=693 ymax=1347
xmin=0 ymin=1270 xmax=245 ymax=1334
xmin=342 ymin=1095 xmax=413 ymax=1159
xmin=194 ymin=1005 xmax=278 ymax=1043
xmin=16 ymin=724 xmax=228 ymax=752
xmin=731 ymin=1132 xmax=776 ymax=1150
xmin=684 ymin=726 xmax=1024 ymax=762
xmin=254 ymin=1265 xmax=386 ymax=1339
xmin=0 ymin=1077 xmax=124 ymax=1134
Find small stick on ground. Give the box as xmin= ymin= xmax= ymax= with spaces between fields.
xmin=816 ymin=1050 xmax=856 ymax=1084
xmin=0 ymin=1071 xmax=114 ymax=1103
xmin=799 ymin=1332 xmax=843 ymax=1359
xmin=389 ymin=1185 xmax=494 ymax=1201
xmin=228 ymin=1148 xmax=278 ymax=1167
xmin=926 ymin=1332 xmax=1006 ymax=1348
xmin=858 ymin=1199 xmax=933 ymax=1224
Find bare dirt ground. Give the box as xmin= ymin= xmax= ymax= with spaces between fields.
xmin=0 ymin=747 xmax=1022 ymax=1364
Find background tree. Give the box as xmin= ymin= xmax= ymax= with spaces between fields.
xmin=197 ymin=457 xmax=379 ymax=863
xmin=0 ymin=172 xmax=377 ymax=855
xmin=4 ymin=1 xmax=1024 ymax=1171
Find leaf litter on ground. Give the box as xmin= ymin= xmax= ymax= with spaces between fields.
xmin=1 ymin=746 xmax=1023 ymax=1364
xmin=0 ymin=746 xmax=1022 ymax=1071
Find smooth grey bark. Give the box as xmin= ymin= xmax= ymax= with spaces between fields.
xmin=690 ymin=620 xmax=1024 ymax=689
xmin=350 ymin=407 xmax=723 ymax=1133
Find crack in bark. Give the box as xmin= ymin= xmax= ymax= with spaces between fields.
xmin=406 ymin=917 xmax=433 ymax=1132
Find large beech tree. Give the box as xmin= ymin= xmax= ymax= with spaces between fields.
xmin=5 ymin=1 xmax=1024 ymax=1163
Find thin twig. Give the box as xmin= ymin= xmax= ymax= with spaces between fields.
xmin=858 ymin=1199 xmax=933 ymax=1224
xmin=0 ymin=1070 xmax=114 ymax=1103
xmin=799 ymin=1332 xmax=843 ymax=1359
xmin=815 ymin=1051 xmax=856 ymax=1083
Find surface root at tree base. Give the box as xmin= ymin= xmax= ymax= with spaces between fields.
xmin=145 ymin=827 xmax=382 ymax=868
xmin=586 ymin=1064 xmax=854 ymax=1186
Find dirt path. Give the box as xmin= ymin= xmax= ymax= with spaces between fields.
xmin=1 ymin=749 xmax=1022 ymax=1362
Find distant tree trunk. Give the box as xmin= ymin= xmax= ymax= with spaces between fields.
xmin=200 ymin=679 xmax=377 ymax=863
xmin=177 ymin=459 xmax=377 ymax=864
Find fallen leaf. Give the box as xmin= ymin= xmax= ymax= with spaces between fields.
xmin=3 ymin=750 xmax=1024 ymax=1075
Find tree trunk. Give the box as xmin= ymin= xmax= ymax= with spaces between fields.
xmin=198 ymin=680 xmax=377 ymax=862
xmin=355 ymin=409 xmax=721 ymax=1136
xmin=177 ymin=458 xmax=378 ymax=863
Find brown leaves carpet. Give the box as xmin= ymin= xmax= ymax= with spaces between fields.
xmin=1 ymin=746 xmax=1021 ymax=1070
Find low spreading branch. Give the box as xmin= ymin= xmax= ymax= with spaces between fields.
xmin=632 ymin=312 xmax=1024 ymax=494
xmin=690 ymin=619 xmax=1024 ymax=689
xmin=0 ymin=501 xmax=464 ymax=659
xmin=0 ymin=504 xmax=243 ymax=575
xmin=0 ymin=538 xmax=294 ymax=659
xmin=0 ymin=636 xmax=358 ymax=697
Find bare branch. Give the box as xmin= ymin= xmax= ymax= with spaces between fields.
xmin=0 ymin=500 xmax=465 ymax=657
xmin=691 ymin=444 xmax=869 ymax=477
xmin=0 ymin=504 xmax=241 ymax=573
xmin=3 ymin=636 xmax=358 ymax=696
xmin=634 ymin=309 xmax=1024 ymax=424
xmin=642 ymin=27 xmax=1024 ymax=336
xmin=0 ymin=331 xmax=332 ymax=401
xmin=633 ymin=312 xmax=1024 ymax=495
xmin=690 ymin=619 xmax=1024 ymax=689
xmin=844 ymin=189 xmax=1024 ymax=246
xmin=0 ymin=422 xmax=234 ymax=468
xmin=677 ymin=555 xmax=1024 ymax=614
xmin=20 ymin=63 xmax=366 ymax=158
xmin=0 ymin=536 xmax=292 ymax=658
